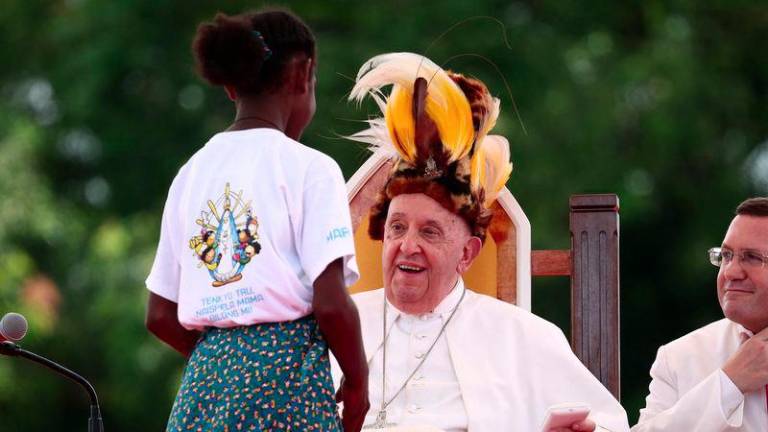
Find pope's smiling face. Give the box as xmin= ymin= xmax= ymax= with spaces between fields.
xmin=717 ymin=215 xmax=768 ymax=332
xmin=381 ymin=194 xmax=481 ymax=314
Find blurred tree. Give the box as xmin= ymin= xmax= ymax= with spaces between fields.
xmin=0 ymin=0 xmax=767 ymax=429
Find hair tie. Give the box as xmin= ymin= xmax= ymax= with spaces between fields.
xmin=251 ymin=30 xmax=273 ymax=60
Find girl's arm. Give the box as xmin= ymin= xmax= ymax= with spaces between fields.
xmin=313 ymin=258 xmax=369 ymax=431
xmin=146 ymin=292 xmax=201 ymax=358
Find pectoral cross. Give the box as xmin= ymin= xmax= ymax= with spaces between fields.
xmin=362 ymin=410 xmax=396 ymax=429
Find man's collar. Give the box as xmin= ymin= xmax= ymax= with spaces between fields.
xmin=730 ymin=320 xmax=754 ymax=344
xmin=386 ymin=278 xmax=465 ymax=321
xmin=736 ymin=323 xmax=754 ymax=339
xmin=433 ymin=278 xmax=465 ymax=316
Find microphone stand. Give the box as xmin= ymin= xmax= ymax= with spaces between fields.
xmin=0 ymin=341 xmax=104 ymax=432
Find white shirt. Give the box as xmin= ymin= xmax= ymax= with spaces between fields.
xmin=365 ymin=283 xmax=468 ymax=431
xmin=335 ymin=280 xmax=629 ymax=432
xmin=720 ymin=325 xmax=753 ymax=420
xmin=146 ymin=128 xmax=359 ymax=330
xmin=632 ymin=319 xmax=768 ymax=431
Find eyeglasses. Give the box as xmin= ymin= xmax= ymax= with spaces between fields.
xmin=708 ymin=247 xmax=768 ymax=269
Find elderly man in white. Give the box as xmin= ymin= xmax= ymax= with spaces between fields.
xmin=335 ymin=52 xmax=629 ymax=432
xmin=632 ymin=197 xmax=768 ymax=432
xmin=337 ymin=192 xmax=630 ymax=432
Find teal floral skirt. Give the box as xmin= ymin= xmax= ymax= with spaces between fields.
xmin=166 ymin=315 xmax=340 ymax=431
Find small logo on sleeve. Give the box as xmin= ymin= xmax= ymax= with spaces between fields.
xmin=326 ymin=226 xmax=351 ymax=242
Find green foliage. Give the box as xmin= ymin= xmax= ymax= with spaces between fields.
xmin=1 ymin=0 xmax=767 ymax=429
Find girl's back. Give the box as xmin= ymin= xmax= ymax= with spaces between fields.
xmin=151 ymin=128 xmax=356 ymax=329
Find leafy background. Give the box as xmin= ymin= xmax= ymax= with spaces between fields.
xmin=1 ymin=1 xmax=767 ymax=430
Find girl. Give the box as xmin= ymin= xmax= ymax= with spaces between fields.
xmin=145 ymin=8 xmax=368 ymax=431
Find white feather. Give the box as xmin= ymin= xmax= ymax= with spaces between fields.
xmin=350 ymin=52 xmax=453 ymax=109
xmin=346 ymin=117 xmax=398 ymax=158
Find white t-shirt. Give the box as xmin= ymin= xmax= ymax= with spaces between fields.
xmin=146 ymin=128 xmax=359 ymax=330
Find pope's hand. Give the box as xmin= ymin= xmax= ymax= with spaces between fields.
xmin=723 ymin=326 xmax=768 ymax=394
xmin=336 ymin=377 xmax=370 ymax=432
xmin=549 ymin=418 xmax=596 ymax=432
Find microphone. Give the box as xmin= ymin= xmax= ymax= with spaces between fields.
xmin=0 ymin=312 xmax=28 ymax=342
xmin=0 ymin=312 xmax=104 ymax=432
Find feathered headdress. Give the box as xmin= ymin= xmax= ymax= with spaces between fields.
xmin=348 ymin=52 xmax=513 ymax=242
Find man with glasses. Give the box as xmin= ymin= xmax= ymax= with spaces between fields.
xmin=632 ymin=197 xmax=768 ymax=431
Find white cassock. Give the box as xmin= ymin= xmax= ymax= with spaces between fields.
xmin=332 ymin=280 xmax=629 ymax=432
xmin=631 ymin=318 xmax=767 ymax=431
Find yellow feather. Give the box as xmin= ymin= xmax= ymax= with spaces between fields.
xmin=424 ymin=74 xmax=474 ymax=162
xmin=350 ymin=53 xmax=474 ymax=162
xmin=472 ymin=135 xmax=513 ymax=207
xmin=470 ymin=149 xmax=484 ymax=192
xmin=385 ymin=85 xmax=416 ymax=161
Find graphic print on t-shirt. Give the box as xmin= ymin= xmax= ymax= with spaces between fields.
xmin=188 ymin=183 xmax=261 ymax=287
